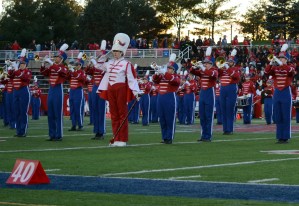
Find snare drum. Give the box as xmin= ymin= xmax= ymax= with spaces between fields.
xmin=237 ymin=96 xmax=250 ymax=108
xmin=292 ymin=100 xmax=299 ymax=108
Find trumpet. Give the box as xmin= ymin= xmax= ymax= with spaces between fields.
xmin=34 ymin=54 xmax=54 ymax=63
xmin=191 ymin=59 xmax=202 ymax=68
xmin=216 ymin=56 xmax=227 ymax=68
xmin=267 ymin=54 xmax=282 ymax=65
xmin=150 ymin=61 xmax=161 ymax=70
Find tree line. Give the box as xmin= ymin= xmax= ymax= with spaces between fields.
xmin=0 ymin=0 xmax=298 ymax=48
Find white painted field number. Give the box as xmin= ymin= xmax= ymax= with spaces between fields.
xmin=11 ymin=161 xmax=36 ymax=183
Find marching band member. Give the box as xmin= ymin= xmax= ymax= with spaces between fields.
xmin=218 ymin=49 xmax=241 ymax=135
xmin=240 ymin=69 xmax=256 ymax=124
xmin=263 ymin=77 xmax=274 ymax=124
xmin=40 ymin=43 xmax=69 ymax=141
xmin=182 ymin=72 xmax=197 ymax=125
xmin=190 ymin=47 xmax=218 ymax=142
xmin=152 ymin=53 xmax=180 ymax=144
xmin=88 ymin=40 xmax=107 ymax=140
xmin=295 ymin=85 xmax=299 ymax=123
xmin=150 ymin=80 xmax=159 ymax=123
xmin=129 ymin=64 xmax=140 ymax=124
xmin=177 ymin=73 xmax=186 ymax=124
xmin=0 ymin=66 xmax=13 ymax=128
xmin=96 ymin=33 xmax=141 ymax=147
xmin=139 ymin=70 xmax=152 ymax=126
xmin=264 ymin=76 xmax=274 ymax=125
xmin=84 ymin=67 xmax=94 ymax=126
xmin=67 ymin=52 xmax=87 ymax=131
xmin=264 ymin=44 xmax=295 ymax=143
xmin=8 ymin=49 xmax=32 ymax=137
xmin=215 ymin=82 xmax=222 ymax=125
xmin=31 ymin=76 xmax=41 ymax=120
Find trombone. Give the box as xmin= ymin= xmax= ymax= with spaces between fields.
xmin=190 ymin=59 xmax=202 ymax=68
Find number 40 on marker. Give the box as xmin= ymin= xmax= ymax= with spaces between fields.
xmin=6 ymin=159 xmax=50 ymax=185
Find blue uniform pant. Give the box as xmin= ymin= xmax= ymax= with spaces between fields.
xmin=273 ymin=87 xmax=292 ymax=140
xmin=31 ymin=97 xmax=41 ymax=120
xmin=177 ymin=96 xmax=184 ymax=124
xmin=5 ymin=92 xmax=15 ymax=129
xmin=92 ymin=85 xmax=106 ymax=135
xmin=215 ymin=96 xmax=222 ymax=124
xmin=199 ymin=87 xmax=215 ymax=140
xmin=13 ymin=86 xmax=30 ymax=136
xmin=243 ymin=96 xmax=253 ymax=124
xmin=150 ymin=95 xmax=158 ymax=123
xmin=220 ymin=84 xmax=238 ymax=133
xmin=2 ymin=91 xmax=9 ymax=126
xmin=157 ymin=92 xmax=177 ymax=141
xmin=140 ymin=93 xmax=150 ymax=126
xmin=264 ymin=97 xmax=273 ymax=124
xmin=130 ymin=100 xmax=140 ymax=123
xmin=296 ymin=108 xmax=299 ymax=123
xmin=48 ymin=84 xmax=64 ymax=139
xmin=69 ymin=87 xmax=84 ymax=128
xmin=88 ymin=91 xmax=93 ymax=124
xmin=183 ymin=93 xmax=195 ymax=125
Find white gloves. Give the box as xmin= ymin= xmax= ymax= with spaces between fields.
xmin=86 ymin=75 xmax=91 ymax=81
xmin=11 ymin=62 xmax=19 ymax=70
xmin=7 ymin=66 xmax=13 ymax=71
xmin=44 ymin=58 xmax=53 ymax=66
xmin=224 ymin=63 xmax=229 ymax=69
xmin=91 ymin=59 xmax=97 ymax=66
xmin=133 ymin=90 xmax=143 ymax=101
xmin=157 ymin=68 xmax=166 ymax=75
xmin=69 ymin=67 xmax=74 ymax=72
xmin=97 ymin=55 xmax=108 ymax=63
xmin=185 ymin=81 xmax=190 ymax=86
xmin=198 ymin=63 xmax=205 ymax=71
xmin=296 ymin=97 xmax=299 ymax=101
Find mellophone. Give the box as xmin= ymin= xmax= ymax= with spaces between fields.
xmin=236 ymin=95 xmax=250 ymax=108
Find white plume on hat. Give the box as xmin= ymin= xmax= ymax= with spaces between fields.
xmin=34 ymin=75 xmax=37 ymax=82
xmin=60 ymin=43 xmax=68 ymax=51
xmin=100 ymin=40 xmax=106 ymax=51
xmin=183 ymin=70 xmax=188 ymax=76
xmin=245 ymin=67 xmax=249 ymax=75
xmin=169 ymin=53 xmax=176 ymax=62
xmin=112 ymin=33 xmax=130 ymax=54
xmin=145 ymin=70 xmax=150 ymax=76
xmin=134 ymin=64 xmax=138 ymax=70
xmin=231 ymin=49 xmax=237 ymax=57
xmin=20 ymin=48 xmax=26 ymax=57
xmin=205 ymin=47 xmax=212 ymax=56
xmin=77 ymin=52 xmax=83 ymax=59
xmin=281 ymin=44 xmax=288 ymax=52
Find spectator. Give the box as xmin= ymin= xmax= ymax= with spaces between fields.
xmin=222 ymin=35 xmax=228 ymax=47
xmin=152 ymin=36 xmax=158 ymax=48
xmin=195 ymin=36 xmax=203 ymax=47
xmin=11 ymin=40 xmax=21 ymax=50
xmin=162 ymin=37 xmax=168 ymax=48
xmin=28 ymin=39 xmax=37 ymax=51
xmin=50 ymin=40 xmax=56 ymax=51
xmin=231 ymin=35 xmax=239 ymax=46
xmin=130 ymin=36 xmax=137 ymax=48
xmin=70 ymin=40 xmax=79 ymax=50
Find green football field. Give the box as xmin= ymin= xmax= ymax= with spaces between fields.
xmin=1 ymin=116 xmax=299 ymax=206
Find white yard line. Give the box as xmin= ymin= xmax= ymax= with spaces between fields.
xmin=101 ymin=157 xmax=299 ymax=177
xmin=0 ymin=137 xmax=273 ymax=153
xmin=248 ymin=178 xmax=279 ymax=183
xmin=44 ymin=169 xmax=61 ymax=172
xmin=169 ymin=174 xmax=202 ymax=180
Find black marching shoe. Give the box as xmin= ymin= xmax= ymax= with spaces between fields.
xmin=91 ymin=133 xmax=104 ymax=140
xmin=77 ymin=126 xmax=84 ymax=131
xmin=68 ymin=126 xmax=76 ymax=131
xmin=276 ymin=139 xmax=288 ymax=144
xmin=161 ymin=139 xmax=172 ymax=144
